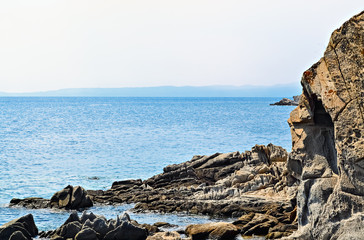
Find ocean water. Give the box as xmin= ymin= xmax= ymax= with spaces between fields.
xmin=0 ymin=97 xmax=295 ymax=231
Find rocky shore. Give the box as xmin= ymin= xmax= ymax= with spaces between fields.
xmin=2 ymin=9 xmax=363 ymax=240
xmin=7 ymin=144 xmax=299 ymax=239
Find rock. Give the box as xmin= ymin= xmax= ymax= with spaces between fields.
xmin=9 ymin=231 xmax=28 ymax=240
xmin=232 ymin=212 xmax=255 ymax=228
xmin=185 ymin=222 xmax=239 ymax=240
xmin=112 ymin=179 xmax=143 ymax=190
xmin=80 ymin=211 xmax=97 ymax=224
xmin=64 ymin=211 xmax=81 ymax=225
xmin=10 ymin=185 xmax=93 ymax=210
xmin=9 ymin=197 xmax=49 ymax=208
xmin=74 ymin=227 xmax=99 ymax=240
xmin=0 ymin=214 xmax=38 ymax=240
xmin=239 ymin=213 xmax=279 ymax=236
xmin=147 ymin=231 xmax=182 ymax=240
xmin=50 ymin=185 xmax=93 ymax=210
xmin=46 ymin=211 xmax=148 ymax=240
xmin=287 ymin=11 xmax=364 ymax=239
xmin=153 ymin=222 xmax=177 ymax=228
xmin=103 ymin=221 xmax=147 ymax=240
xmin=55 ymin=221 xmax=82 ymax=239
xmin=270 ymin=96 xmax=300 ymax=106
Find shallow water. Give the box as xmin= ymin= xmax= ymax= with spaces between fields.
xmin=0 ymin=97 xmax=295 ymax=230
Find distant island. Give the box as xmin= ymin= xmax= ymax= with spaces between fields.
xmin=0 ymin=84 xmax=300 ymax=97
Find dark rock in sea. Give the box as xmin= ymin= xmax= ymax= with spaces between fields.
xmin=42 ymin=211 xmax=147 ymax=240
xmin=10 ymin=185 xmax=93 ymax=210
xmin=270 ymin=96 xmax=300 ymax=106
xmin=9 ymin=197 xmax=50 ymax=209
xmin=287 ymin=11 xmax=364 ymax=239
xmin=51 ymin=185 xmax=93 ymax=209
xmin=0 ymin=214 xmax=38 ymax=240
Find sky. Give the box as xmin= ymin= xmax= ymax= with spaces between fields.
xmin=0 ymin=1 xmax=362 ymax=93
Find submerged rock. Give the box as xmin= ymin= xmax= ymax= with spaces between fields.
xmin=287 ymin=10 xmax=364 ymax=239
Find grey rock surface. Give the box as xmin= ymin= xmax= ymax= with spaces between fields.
xmin=287 ymin=10 xmax=364 ymax=240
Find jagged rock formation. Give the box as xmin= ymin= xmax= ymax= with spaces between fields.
xmin=10 ymin=185 xmax=93 ymax=210
xmin=39 ymin=211 xmax=147 ymax=240
xmin=10 ymin=144 xmax=299 ymax=238
xmin=287 ymin=11 xmax=364 ymax=239
xmin=87 ymin=144 xmax=297 ymax=220
xmin=0 ymin=214 xmax=38 ymax=240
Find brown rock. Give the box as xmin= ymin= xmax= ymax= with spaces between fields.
xmin=147 ymin=231 xmax=182 ymax=240
xmin=185 ymin=222 xmax=239 ymax=240
xmin=287 ymin=10 xmax=364 ymax=239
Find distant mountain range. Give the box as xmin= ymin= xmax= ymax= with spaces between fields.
xmin=0 ymin=84 xmax=301 ymax=97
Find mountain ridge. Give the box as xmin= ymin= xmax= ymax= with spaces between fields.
xmin=0 ymin=84 xmax=300 ymax=97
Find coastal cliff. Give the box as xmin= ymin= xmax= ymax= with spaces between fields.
xmin=287 ymin=11 xmax=364 ymax=239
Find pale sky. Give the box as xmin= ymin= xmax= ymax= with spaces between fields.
xmin=0 ymin=1 xmax=362 ymax=93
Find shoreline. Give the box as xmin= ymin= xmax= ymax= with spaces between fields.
xmin=3 ymin=144 xmax=298 ymax=239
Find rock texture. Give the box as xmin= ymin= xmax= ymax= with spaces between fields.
xmin=0 ymin=214 xmax=38 ymax=240
xmin=287 ymin=11 xmax=364 ymax=239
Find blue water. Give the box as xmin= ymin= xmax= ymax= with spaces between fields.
xmin=0 ymin=97 xmax=295 ymax=231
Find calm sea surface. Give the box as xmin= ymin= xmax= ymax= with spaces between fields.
xmin=0 ymin=97 xmax=295 ymax=231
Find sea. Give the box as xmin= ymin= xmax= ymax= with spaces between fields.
xmin=0 ymin=97 xmax=295 ymax=233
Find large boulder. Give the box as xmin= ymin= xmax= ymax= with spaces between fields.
xmin=50 ymin=185 xmax=93 ymax=210
xmin=103 ymin=221 xmax=147 ymax=240
xmin=185 ymin=222 xmax=239 ymax=240
xmin=146 ymin=231 xmax=181 ymax=240
xmin=287 ymin=11 xmax=364 ymax=239
xmin=0 ymin=214 xmax=38 ymax=240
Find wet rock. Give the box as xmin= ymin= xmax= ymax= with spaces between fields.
xmin=287 ymin=10 xmax=364 ymax=239
xmin=0 ymin=214 xmax=38 ymax=240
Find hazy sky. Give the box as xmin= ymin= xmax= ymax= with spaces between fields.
xmin=0 ymin=1 xmax=362 ymax=92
